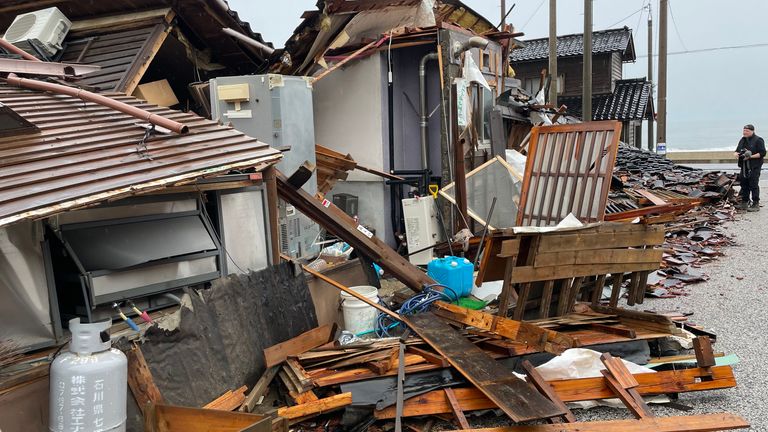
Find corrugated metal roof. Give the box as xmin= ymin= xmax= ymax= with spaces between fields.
xmin=0 ymin=82 xmax=281 ymax=227
xmin=560 ymin=78 xmax=654 ymax=121
xmin=510 ymin=27 xmax=635 ymax=63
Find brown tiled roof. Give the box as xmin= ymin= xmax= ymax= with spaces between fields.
xmin=0 ymin=81 xmax=281 ymax=227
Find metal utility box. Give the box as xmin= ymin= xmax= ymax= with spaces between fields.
xmin=210 ymin=75 xmax=320 ymax=258
xmin=402 ymin=197 xmax=444 ymax=266
xmin=333 ymin=193 xmax=359 ymax=217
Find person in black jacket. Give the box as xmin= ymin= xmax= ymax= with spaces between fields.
xmin=734 ymin=124 xmax=766 ymax=211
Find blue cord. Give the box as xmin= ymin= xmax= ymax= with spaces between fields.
xmin=372 ymin=284 xmax=460 ymax=338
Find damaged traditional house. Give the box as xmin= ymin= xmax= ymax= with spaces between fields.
xmin=266 ymin=0 xmax=525 ymax=251
xmin=511 ymin=27 xmax=655 ymax=148
xmin=0 ymin=1 xmax=754 ymax=432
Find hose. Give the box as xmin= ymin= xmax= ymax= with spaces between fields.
xmin=370 ymin=284 xmax=459 ymax=338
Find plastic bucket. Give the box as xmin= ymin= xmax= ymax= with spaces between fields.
xmin=341 ymin=286 xmax=379 ymax=335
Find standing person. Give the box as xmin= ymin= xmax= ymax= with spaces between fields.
xmin=734 ymin=124 xmax=766 ymax=211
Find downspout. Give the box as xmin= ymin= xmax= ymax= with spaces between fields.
xmin=4 ymin=73 xmax=189 ymax=134
xmin=419 ymin=52 xmax=439 ymax=170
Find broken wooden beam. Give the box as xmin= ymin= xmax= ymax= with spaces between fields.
xmin=264 ymin=324 xmax=336 ymax=368
xmin=277 ymin=392 xmax=352 ymax=422
xmin=276 ymin=170 xmax=434 ymax=291
xmin=126 ymin=344 xmax=165 ymax=417
xmin=402 ymin=312 xmax=564 ymax=423
xmin=374 ymin=365 xmax=737 ymax=419
xmin=445 ymin=413 xmax=749 ymax=431
xmin=239 ymin=366 xmax=279 ymax=412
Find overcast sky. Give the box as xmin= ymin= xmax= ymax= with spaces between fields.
xmin=229 ymin=0 xmax=768 ymax=151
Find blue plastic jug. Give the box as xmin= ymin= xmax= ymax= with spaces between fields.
xmin=427 ymin=256 xmax=474 ymax=298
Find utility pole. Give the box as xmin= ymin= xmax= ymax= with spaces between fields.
xmin=647 ymin=2 xmax=654 ymax=151
xmin=501 ymin=0 xmax=506 ymax=28
xmin=549 ymin=0 xmax=557 ymax=106
xmin=582 ymin=0 xmax=592 ymax=122
xmin=657 ymin=0 xmax=668 ymax=154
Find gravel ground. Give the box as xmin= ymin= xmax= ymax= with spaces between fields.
xmin=432 ymin=185 xmax=767 ymax=431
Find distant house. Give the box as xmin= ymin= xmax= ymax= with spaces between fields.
xmin=510 ymin=27 xmax=654 ymax=148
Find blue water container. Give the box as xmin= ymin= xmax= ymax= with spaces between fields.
xmin=427 ymin=256 xmax=474 ymax=298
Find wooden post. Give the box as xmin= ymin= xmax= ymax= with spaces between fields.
xmin=548 ymin=0 xmax=558 ymax=106
xmin=451 ymin=83 xmax=468 ymax=231
xmin=658 ymin=0 xmax=668 ymax=152
xmin=646 ymin=3 xmax=655 ymax=151
xmin=582 ymin=0 xmax=592 ymax=122
xmin=264 ymin=166 xmax=280 ymax=264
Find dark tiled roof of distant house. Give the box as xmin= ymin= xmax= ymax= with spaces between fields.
xmin=510 ymin=27 xmax=635 ymax=62
xmin=560 ymin=79 xmax=654 ymax=121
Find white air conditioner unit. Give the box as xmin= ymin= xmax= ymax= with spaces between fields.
xmin=3 ymin=7 xmax=71 ymax=57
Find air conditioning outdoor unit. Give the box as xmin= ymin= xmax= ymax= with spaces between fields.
xmin=3 ymin=7 xmax=71 ymax=57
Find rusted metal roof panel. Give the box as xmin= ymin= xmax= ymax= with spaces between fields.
xmin=0 ymin=83 xmax=281 ymax=227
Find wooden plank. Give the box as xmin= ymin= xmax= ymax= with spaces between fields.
xmin=375 ymin=366 xmax=737 ymax=420
xmin=445 ymin=413 xmax=749 ymax=431
xmin=126 ymin=345 xmax=165 ymax=416
xmin=264 ymin=324 xmax=335 ymax=368
xmin=534 ymin=248 xmax=663 ymax=267
xmin=277 ymin=392 xmax=352 ymax=421
xmin=536 ymin=229 xmax=665 ymax=253
xmin=609 ymin=273 xmax=623 ymax=307
xmin=239 ymin=366 xmax=279 ymax=412
xmin=510 ymin=262 xmax=660 ymax=284
xmin=432 ymin=301 xmax=576 ymax=355
xmin=277 ymin=171 xmax=435 ymax=291
xmin=591 ymin=274 xmax=607 ymax=305
xmin=600 ymin=354 xmax=651 ymax=419
xmin=406 ymin=346 xmax=449 ymax=368
xmin=635 ymin=189 xmax=669 ymax=206
xmin=444 ymin=388 xmax=471 ymax=429
xmin=145 ymin=404 xmax=273 ymax=432
xmin=555 ymin=279 xmax=574 ymax=317
xmin=521 ymin=360 xmax=576 ymax=423
xmin=402 ymin=312 xmax=564 ymax=423
xmin=70 ymin=9 xmax=174 ymax=34
xmin=693 ymin=337 xmax=716 ymax=368
xmin=204 ymin=386 xmax=248 ymax=411
xmin=539 ymin=280 xmax=555 ymax=319
xmin=513 ymin=283 xmax=532 ymax=320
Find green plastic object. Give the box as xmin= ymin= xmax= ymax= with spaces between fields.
xmin=456 ymin=297 xmax=487 ymax=310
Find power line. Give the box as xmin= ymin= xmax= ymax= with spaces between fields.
xmin=668 ymin=0 xmax=688 ymax=51
xmin=520 ymin=0 xmax=546 ymax=31
xmin=637 ymin=42 xmax=768 ymax=57
xmin=632 ymin=0 xmax=646 ymax=38
xmin=606 ymin=5 xmax=645 ymax=29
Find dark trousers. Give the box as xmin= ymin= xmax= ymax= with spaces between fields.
xmin=739 ymin=167 xmax=761 ymax=203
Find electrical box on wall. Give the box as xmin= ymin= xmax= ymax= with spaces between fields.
xmin=402 ymin=197 xmax=444 ymax=266
xmin=210 ymin=75 xmax=320 ymax=258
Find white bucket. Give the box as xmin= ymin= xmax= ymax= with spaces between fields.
xmin=341 ymin=286 xmax=380 ymax=335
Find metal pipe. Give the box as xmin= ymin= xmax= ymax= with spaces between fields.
xmin=419 ymin=52 xmax=438 ymax=170
xmin=222 ymin=27 xmax=275 ymax=56
xmin=0 ymin=39 xmax=39 ymax=62
xmin=4 ymin=73 xmax=189 ymax=134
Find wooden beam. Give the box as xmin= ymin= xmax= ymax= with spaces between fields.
xmin=403 ymin=313 xmax=564 ymax=423
xmin=445 ymin=413 xmax=749 ymax=431
xmin=204 ymin=386 xmax=248 ymax=411
xmin=263 ymin=324 xmax=335 ymax=368
xmin=239 ymin=366 xmax=279 ymax=412
xmin=374 ymin=366 xmax=737 ymax=419
xmin=521 ymin=360 xmax=576 ymax=423
xmin=431 ymin=301 xmax=575 ymax=354
xmin=145 ymin=403 xmax=274 ymax=432
xmin=116 ymin=22 xmax=173 ymax=95
xmin=126 ymin=345 xmax=165 ymax=416
xmin=276 ymin=170 xmax=435 ymax=291
xmin=444 ymin=388 xmax=471 ymax=429
xmin=277 ymin=392 xmax=352 ymax=421
xmin=70 ymin=8 xmax=174 ymax=34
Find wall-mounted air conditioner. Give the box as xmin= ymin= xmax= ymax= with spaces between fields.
xmin=3 ymin=7 xmax=71 ymax=57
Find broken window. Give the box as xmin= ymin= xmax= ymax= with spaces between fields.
xmin=439 ymin=156 xmax=522 ymax=229
xmin=58 ymin=210 xmax=221 ymax=306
